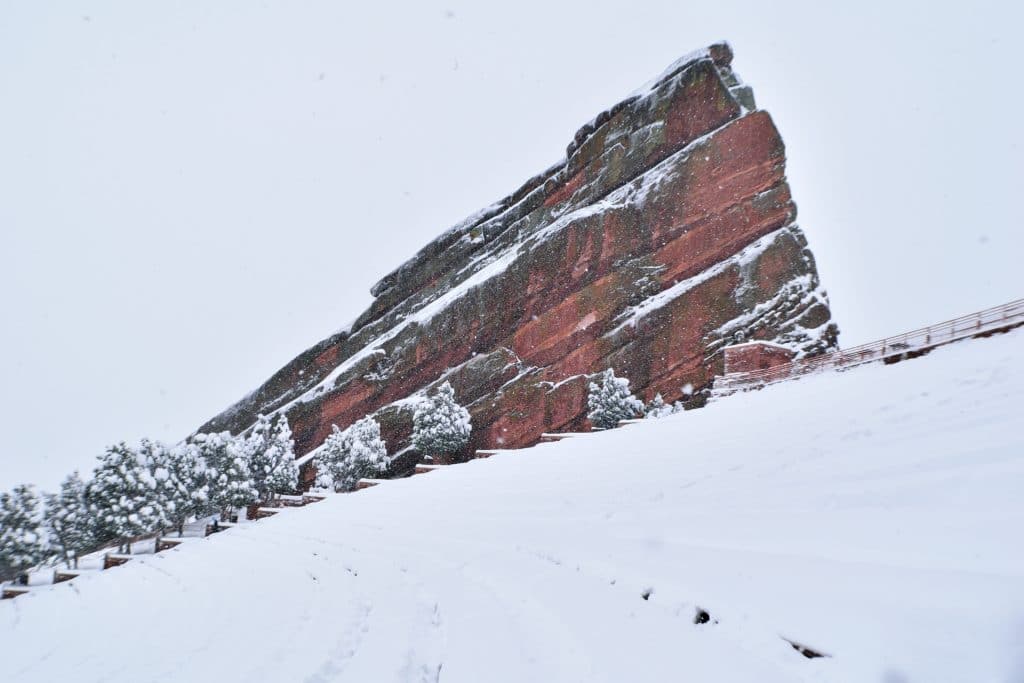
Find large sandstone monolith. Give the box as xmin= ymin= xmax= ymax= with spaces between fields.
xmin=198 ymin=43 xmax=839 ymax=475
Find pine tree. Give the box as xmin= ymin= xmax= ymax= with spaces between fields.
xmin=644 ymin=393 xmax=668 ymax=418
xmin=587 ymin=368 xmax=643 ymax=429
xmin=644 ymin=393 xmax=682 ymax=419
xmin=0 ymin=484 xmax=49 ymax=584
xmin=44 ymin=472 xmax=95 ymax=569
xmin=314 ymin=417 xmax=390 ymax=492
xmin=412 ymin=381 xmax=472 ymax=460
xmin=137 ymin=439 xmax=175 ymax=534
xmin=313 ymin=426 xmax=347 ymax=492
xmin=244 ymin=414 xmax=299 ymax=503
xmin=161 ymin=443 xmax=210 ymax=536
xmin=86 ymin=442 xmax=165 ymax=552
xmin=193 ymin=431 xmax=256 ymax=521
xmin=266 ymin=414 xmax=299 ymax=496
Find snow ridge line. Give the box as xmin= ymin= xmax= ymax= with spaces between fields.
xmin=18 ymin=301 xmax=1015 ymax=602
xmin=8 ymin=308 xmax=1016 ymax=603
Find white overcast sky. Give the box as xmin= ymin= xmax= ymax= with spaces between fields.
xmin=2 ymin=0 xmax=1021 ymax=490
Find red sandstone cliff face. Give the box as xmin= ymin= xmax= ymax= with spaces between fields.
xmin=198 ymin=43 xmax=838 ymax=472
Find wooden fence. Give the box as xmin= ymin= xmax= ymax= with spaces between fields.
xmin=716 ymin=298 xmax=1024 ymax=394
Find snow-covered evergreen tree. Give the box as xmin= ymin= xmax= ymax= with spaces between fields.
xmin=244 ymin=414 xmax=299 ymax=503
xmin=314 ymin=417 xmax=390 ymax=492
xmin=267 ymin=414 xmax=299 ymax=495
xmin=644 ymin=393 xmax=682 ymax=419
xmin=44 ymin=472 xmax=95 ymax=569
xmin=644 ymin=393 xmax=668 ymax=417
xmin=86 ymin=442 xmax=165 ymax=551
xmin=193 ymin=431 xmax=256 ymax=521
xmin=313 ymin=426 xmax=347 ymax=492
xmin=587 ymin=368 xmax=643 ymax=429
xmin=137 ymin=439 xmax=175 ymax=533
xmin=161 ymin=442 xmax=210 ymax=535
xmin=412 ymin=381 xmax=472 ymax=460
xmin=0 ymin=484 xmax=49 ymax=583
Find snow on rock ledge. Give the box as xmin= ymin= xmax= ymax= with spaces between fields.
xmin=198 ymin=42 xmax=839 ymax=468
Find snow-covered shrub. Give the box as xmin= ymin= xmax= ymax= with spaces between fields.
xmin=87 ymin=443 xmax=166 ymax=551
xmin=314 ymin=416 xmax=390 ymax=492
xmin=0 ymin=484 xmax=49 ymax=583
xmin=587 ymin=369 xmax=643 ymax=429
xmin=412 ymin=381 xmax=472 ymax=460
xmin=160 ymin=442 xmax=211 ymax=535
xmin=193 ymin=431 xmax=257 ymax=520
xmin=313 ymin=426 xmax=349 ymax=492
xmin=137 ymin=439 xmax=176 ymax=533
xmin=243 ymin=414 xmax=299 ymax=503
xmin=44 ymin=472 xmax=95 ymax=569
xmin=644 ymin=393 xmax=669 ymax=418
xmin=644 ymin=393 xmax=684 ymax=419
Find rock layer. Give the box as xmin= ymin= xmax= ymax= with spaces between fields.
xmin=199 ymin=43 xmax=838 ymax=471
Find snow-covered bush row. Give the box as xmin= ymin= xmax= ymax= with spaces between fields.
xmin=1 ymin=383 xmax=478 ymax=582
xmin=313 ymin=381 xmax=473 ymax=491
xmin=0 ymin=414 xmax=298 ymax=584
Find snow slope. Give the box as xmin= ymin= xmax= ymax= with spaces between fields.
xmin=3 ymin=329 xmax=1023 ymax=682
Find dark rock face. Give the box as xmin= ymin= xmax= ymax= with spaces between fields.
xmin=198 ymin=43 xmax=838 ymax=468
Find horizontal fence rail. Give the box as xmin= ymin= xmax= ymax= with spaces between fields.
xmin=717 ymin=298 xmax=1024 ymax=394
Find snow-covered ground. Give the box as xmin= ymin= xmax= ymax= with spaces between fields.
xmin=3 ymin=329 xmax=1023 ymax=682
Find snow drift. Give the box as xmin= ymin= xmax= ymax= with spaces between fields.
xmin=2 ymin=328 xmax=1021 ymax=682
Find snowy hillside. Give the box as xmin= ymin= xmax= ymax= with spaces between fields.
xmin=3 ymin=329 xmax=1023 ymax=682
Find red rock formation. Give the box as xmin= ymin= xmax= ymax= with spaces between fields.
xmin=723 ymin=342 xmax=796 ymax=375
xmin=198 ymin=43 xmax=838 ymax=473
